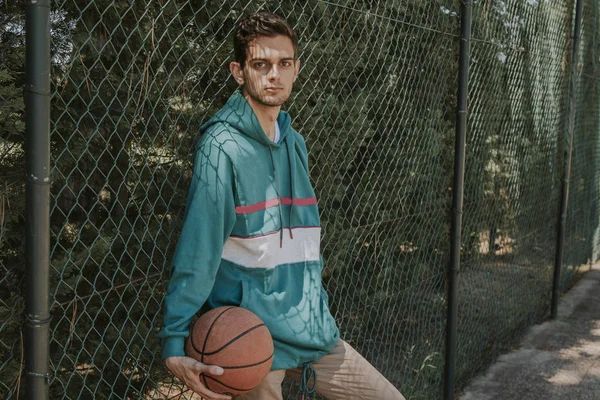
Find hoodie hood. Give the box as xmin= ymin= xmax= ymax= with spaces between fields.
xmin=200 ymin=90 xmax=299 ymax=247
xmin=199 ymin=90 xmax=292 ymax=147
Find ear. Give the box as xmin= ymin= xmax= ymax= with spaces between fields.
xmin=230 ymin=62 xmax=244 ymax=86
xmin=293 ymin=59 xmax=301 ymax=82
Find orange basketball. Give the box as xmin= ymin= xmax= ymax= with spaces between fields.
xmin=184 ymin=306 xmax=274 ymax=395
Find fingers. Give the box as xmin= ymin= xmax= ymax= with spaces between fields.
xmin=201 ymin=364 xmax=225 ymax=377
xmin=185 ymin=359 xmax=222 ymax=375
xmin=165 ymin=357 xmax=231 ymax=400
xmin=195 ymin=384 xmax=232 ymax=400
xmin=188 ymin=363 xmax=230 ymax=400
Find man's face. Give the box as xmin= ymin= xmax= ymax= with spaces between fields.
xmin=231 ymin=35 xmax=300 ymax=107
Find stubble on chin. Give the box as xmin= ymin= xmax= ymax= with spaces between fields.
xmin=242 ymin=77 xmax=290 ymax=106
xmin=259 ymin=95 xmax=287 ymax=107
xmin=245 ymin=90 xmax=288 ymax=107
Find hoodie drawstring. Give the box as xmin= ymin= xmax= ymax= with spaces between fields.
xmin=269 ymin=147 xmax=285 ymax=248
xmin=269 ymin=123 xmax=297 ymax=248
xmin=299 ymin=362 xmax=316 ymax=399
xmin=286 ymin=134 xmax=296 ymax=240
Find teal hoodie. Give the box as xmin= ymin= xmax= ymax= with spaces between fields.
xmin=159 ymin=90 xmax=339 ymax=370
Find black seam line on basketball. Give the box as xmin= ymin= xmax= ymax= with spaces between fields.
xmin=197 ymin=306 xmax=237 ymax=361
xmin=199 ymin=324 xmax=267 ymax=356
xmin=196 ymin=306 xmax=237 ymax=363
xmin=203 ymin=374 xmax=257 ymax=392
xmin=202 ymin=372 xmax=209 ymax=389
xmin=219 ymin=352 xmax=274 ymax=370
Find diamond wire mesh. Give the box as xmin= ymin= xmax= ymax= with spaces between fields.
xmin=563 ymin=0 xmax=600 ymax=289
xmin=282 ymin=3 xmax=458 ymax=398
xmin=0 ymin=0 xmax=599 ymax=399
xmin=43 ymin=1 xmax=460 ymax=398
xmin=457 ymin=0 xmax=575 ymax=390
xmin=0 ymin=1 xmax=26 ymax=397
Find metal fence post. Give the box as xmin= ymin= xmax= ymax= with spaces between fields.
xmin=24 ymin=1 xmax=52 ymax=399
xmin=552 ymin=0 xmax=584 ymax=320
xmin=444 ymin=1 xmax=473 ymax=398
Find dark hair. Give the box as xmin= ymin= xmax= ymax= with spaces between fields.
xmin=233 ymin=12 xmax=298 ymax=68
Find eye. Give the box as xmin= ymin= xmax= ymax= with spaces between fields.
xmin=281 ymin=61 xmax=292 ymax=67
xmin=254 ymin=62 xmax=267 ymax=69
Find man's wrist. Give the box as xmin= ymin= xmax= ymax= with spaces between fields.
xmin=162 ymin=336 xmax=186 ymax=361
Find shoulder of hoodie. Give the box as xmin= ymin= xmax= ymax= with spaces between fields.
xmin=196 ymin=121 xmax=244 ymax=154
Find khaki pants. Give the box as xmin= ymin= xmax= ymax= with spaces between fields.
xmin=237 ymin=340 xmax=405 ymax=400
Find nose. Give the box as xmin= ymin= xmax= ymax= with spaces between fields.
xmin=267 ymin=64 xmax=280 ymax=81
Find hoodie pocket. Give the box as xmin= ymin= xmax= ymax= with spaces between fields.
xmin=240 ymin=278 xmax=305 ymax=321
xmin=237 ymin=265 xmax=338 ymax=352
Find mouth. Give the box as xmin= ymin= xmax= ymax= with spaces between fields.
xmin=265 ymin=87 xmax=283 ymax=92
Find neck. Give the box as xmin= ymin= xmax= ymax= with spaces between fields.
xmin=243 ymin=89 xmax=280 ymax=141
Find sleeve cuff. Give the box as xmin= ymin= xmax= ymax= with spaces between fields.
xmin=161 ymin=336 xmax=186 ymax=360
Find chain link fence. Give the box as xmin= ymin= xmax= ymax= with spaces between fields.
xmin=565 ymin=0 xmax=600 ymax=283
xmin=1 ymin=0 xmax=599 ymax=399
xmin=459 ymin=0 xmax=569 ymax=385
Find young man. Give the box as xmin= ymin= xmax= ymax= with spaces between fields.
xmin=159 ymin=12 xmax=405 ymax=400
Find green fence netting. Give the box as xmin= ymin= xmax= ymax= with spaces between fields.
xmin=458 ymin=0 xmax=569 ymax=384
xmin=564 ymin=0 xmax=600 ymax=287
xmin=1 ymin=0 xmax=599 ymax=399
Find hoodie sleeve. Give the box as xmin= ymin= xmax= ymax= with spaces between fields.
xmin=158 ymin=137 xmax=236 ymax=360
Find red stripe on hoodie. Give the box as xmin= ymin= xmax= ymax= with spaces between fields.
xmin=235 ymin=197 xmax=317 ymax=214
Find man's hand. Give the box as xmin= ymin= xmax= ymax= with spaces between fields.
xmin=164 ymin=356 xmax=232 ymax=400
